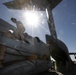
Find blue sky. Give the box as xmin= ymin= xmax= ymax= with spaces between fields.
xmin=0 ymin=0 xmax=76 ymax=61
xmin=53 ymin=0 xmax=76 ymax=52
xmin=52 ymin=0 xmax=76 ymax=61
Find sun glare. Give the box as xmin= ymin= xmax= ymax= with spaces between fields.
xmin=23 ymin=11 xmax=39 ymax=27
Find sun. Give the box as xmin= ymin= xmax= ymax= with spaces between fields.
xmin=23 ymin=10 xmax=40 ymax=27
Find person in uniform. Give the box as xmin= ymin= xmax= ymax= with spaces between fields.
xmin=11 ymin=18 xmax=25 ymax=41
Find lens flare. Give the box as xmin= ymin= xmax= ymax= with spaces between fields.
xmin=23 ymin=10 xmax=39 ymax=27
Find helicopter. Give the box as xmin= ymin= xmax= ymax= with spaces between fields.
xmin=0 ymin=0 xmax=76 ymax=75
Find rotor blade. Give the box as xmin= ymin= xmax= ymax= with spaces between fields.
xmin=3 ymin=0 xmax=27 ymax=10
xmin=3 ymin=0 xmax=62 ymax=10
xmin=3 ymin=1 xmax=19 ymax=9
xmin=69 ymin=53 xmax=76 ymax=55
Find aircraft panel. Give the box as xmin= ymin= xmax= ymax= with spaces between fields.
xmin=0 ymin=18 xmax=16 ymax=33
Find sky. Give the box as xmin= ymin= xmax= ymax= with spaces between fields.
xmin=0 ymin=0 xmax=76 ymax=61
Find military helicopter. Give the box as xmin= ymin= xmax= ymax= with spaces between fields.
xmin=0 ymin=0 xmax=76 ymax=75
